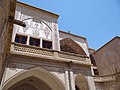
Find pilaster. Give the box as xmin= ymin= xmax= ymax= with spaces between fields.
xmin=87 ymin=76 xmax=96 ymax=90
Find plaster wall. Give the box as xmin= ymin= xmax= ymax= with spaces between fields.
xmin=59 ymin=31 xmax=89 ymax=56
xmin=0 ymin=55 xmax=94 ymax=90
xmin=95 ymin=81 xmax=120 ymax=90
xmin=12 ymin=2 xmax=60 ymax=51
xmin=94 ymin=37 xmax=120 ymax=75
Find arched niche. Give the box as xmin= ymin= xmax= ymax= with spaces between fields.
xmin=60 ymin=38 xmax=86 ymax=55
xmin=75 ymin=73 xmax=89 ymax=90
xmin=8 ymin=76 xmax=50 ymax=90
xmin=2 ymin=67 xmax=65 ymax=90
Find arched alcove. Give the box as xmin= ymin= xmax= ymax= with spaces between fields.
xmin=60 ymin=38 xmax=86 ymax=55
xmin=75 ymin=73 xmax=89 ymax=90
xmin=2 ymin=67 xmax=65 ymax=90
xmin=8 ymin=76 xmax=50 ymax=90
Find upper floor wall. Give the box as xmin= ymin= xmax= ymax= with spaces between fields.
xmin=59 ymin=31 xmax=89 ymax=56
xmin=12 ymin=1 xmax=60 ymax=51
xmin=94 ymin=36 xmax=120 ymax=75
xmin=12 ymin=1 xmax=90 ymax=57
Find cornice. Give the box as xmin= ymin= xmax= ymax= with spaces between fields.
xmin=17 ymin=1 xmax=59 ymax=19
xmin=59 ymin=30 xmax=86 ymax=40
xmin=9 ymin=52 xmax=92 ymax=67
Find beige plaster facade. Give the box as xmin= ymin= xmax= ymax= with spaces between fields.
xmin=93 ymin=36 xmax=120 ymax=90
xmin=94 ymin=37 xmax=120 ymax=75
xmin=1 ymin=1 xmax=119 ymax=90
xmin=0 ymin=1 xmax=96 ymax=90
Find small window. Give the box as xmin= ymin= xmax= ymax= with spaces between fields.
xmin=15 ymin=35 xmax=27 ymax=44
xmin=93 ymin=69 xmax=99 ymax=75
xmin=75 ymin=86 xmax=80 ymax=90
xmin=29 ymin=37 xmax=40 ymax=47
xmin=90 ymin=54 xmax=97 ymax=66
xmin=42 ymin=40 xmax=52 ymax=49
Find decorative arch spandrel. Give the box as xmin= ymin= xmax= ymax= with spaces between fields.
xmin=60 ymin=38 xmax=87 ymax=55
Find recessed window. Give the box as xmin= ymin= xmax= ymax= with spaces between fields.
xmin=93 ymin=69 xmax=99 ymax=75
xmin=29 ymin=37 xmax=40 ymax=47
xmin=75 ymin=86 xmax=80 ymax=90
xmin=42 ymin=40 xmax=52 ymax=49
xmin=15 ymin=35 xmax=27 ymax=44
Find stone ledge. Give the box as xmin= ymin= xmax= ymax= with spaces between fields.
xmin=10 ymin=42 xmax=92 ymax=66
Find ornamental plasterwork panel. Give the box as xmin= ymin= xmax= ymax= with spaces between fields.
xmin=7 ymin=62 xmax=36 ymax=70
xmin=42 ymin=65 xmax=65 ymax=73
xmin=9 ymin=56 xmax=66 ymax=68
xmin=73 ymin=69 xmax=89 ymax=76
xmin=5 ymin=61 xmax=66 ymax=84
xmin=43 ymin=20 xmax=52 ymax=28
xmin=42 ymin=22 xmax=52 ymax=39
xmin=72 ymin=65 xmax=91 ymax=76
xmin=3 ymin=62 xmax=36 ymax=83
xmin=7 ymin=60 xmax=66 ymax=76
xmin=16 ymin=18 xmax=52 ymax=40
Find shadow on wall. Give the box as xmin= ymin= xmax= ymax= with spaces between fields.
xmin=60 ymin=38 xmax=87 ymax=55
xmin=75 ymin=73 xmax=89 ymax=90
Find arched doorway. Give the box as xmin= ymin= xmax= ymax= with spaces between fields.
xmin=75 ymin=73 xmax=89 ymax=90
xmin=8 ymin=76 xmax=51 ymax=90
xmin=2 ymin=67 xmax=65 ymax=90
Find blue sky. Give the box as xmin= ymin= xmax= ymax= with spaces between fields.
xmin=19 ymin=0 xmax=120 ymax=50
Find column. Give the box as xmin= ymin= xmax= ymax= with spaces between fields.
xmin=69 ymin=69 xmax=75 ymax=90
xmin=87 ymin=76 xmax=96 ymax=90
xmin=26 ymin=35 xmax=30 ymax=45
xmin=40 ymin=38 xmax=42 ymax=48
xmin=65 ymin=69 xmax=70 ymax=90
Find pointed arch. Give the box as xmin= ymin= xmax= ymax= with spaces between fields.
xmin=2 ymin=67 xmax=65 ymax=90
xmin=60 ymin=38 xmax=86 ymax=55
xmin=75 ymin=73 xmax=89 ymax=90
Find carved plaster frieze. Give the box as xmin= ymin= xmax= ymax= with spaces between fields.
xmin=7 ymin=61 xmax=36 ymax=70
xmin=8 ymin=54 xmax=91 ymax=76
xmin=7 ymin=60 xmax=65 ymax=76
xmin=7 ymin=62 xmax=17 ymax=71
xmin=72 ymin=65 xmax=91 ymax=76
xmin=8 ymin=55 xmax=67 ymax=68
xmin=73 ymin=69 xmax=90 ymax=76
xmin=15 ymin=17 xmax=52 ymax=40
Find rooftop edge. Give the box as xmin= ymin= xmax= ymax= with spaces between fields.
xmin=17 ymin=1 xmax=59 ymax=18
xmin=59 ymin=30 xmax=86 ymax=40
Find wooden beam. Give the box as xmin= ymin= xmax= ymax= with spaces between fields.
xmin=9 ymin=16 xmax=26 ymax=27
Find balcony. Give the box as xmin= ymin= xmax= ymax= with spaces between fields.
xmin=93 ymin=72 xmax=120 ymax=82
xmin=10 ymin=42 xmax=91 ymax=66
xmin=93 ymin=76 xmax=115 ymax=82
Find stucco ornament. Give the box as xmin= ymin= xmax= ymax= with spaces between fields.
xmin=23 ymin=21 xmax=29 ymax=33
xmin=44 ymin=27 xmax=50 ymax=38
xmin=8 ymin=62 xmax=17 ymax=71
xmin=32 ymin=23 xmax=40 ymax=37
